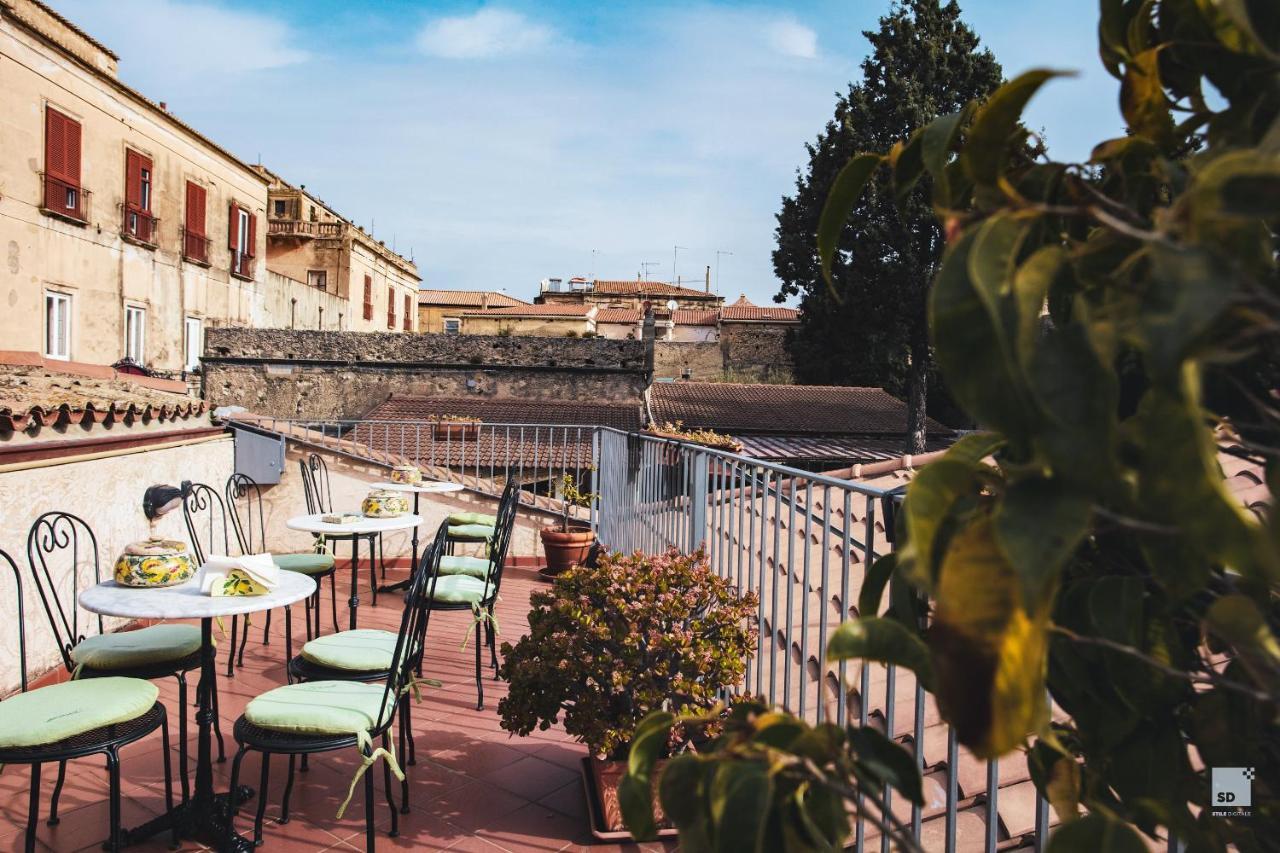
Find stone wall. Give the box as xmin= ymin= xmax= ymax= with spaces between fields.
xmin=202 ymin=328 xmax=650 ymax=420
xmin=652 ymin=324 xmax=795 ymax=383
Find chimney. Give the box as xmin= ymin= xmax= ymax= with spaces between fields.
xmin=641 ymin=302 xmax=656 ymax=379
xmin=705 ymin=265 xmax=711 ymax=293
xmin=159 ymin=101 xmax=168 ymax=111
xmin=481 ymin=292 xmax=489 ymax=310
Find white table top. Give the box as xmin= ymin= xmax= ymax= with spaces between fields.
xmin=286 ymin=512 xmax=424 ymax=535
xmin=79 ymin=571 xmax=316 ymax=620
xmin=372 ymin=481 xmax=464 ymax=495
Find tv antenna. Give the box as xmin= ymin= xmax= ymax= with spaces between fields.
xmin=639 ymin=261 xmax=661 ymax=281
xmin=715 ymin=250 xmax=733 ymax=293
xmin=672 ymin=245 xmax=689 ymax=285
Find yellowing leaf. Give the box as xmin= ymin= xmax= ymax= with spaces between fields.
xmin=1120 ymin=48 xmax=1174 ymax=145
xmin=817 ymin=153 xmax=883 ymax=290
xmin=930 ymin=517 xmax=1050 ymax=758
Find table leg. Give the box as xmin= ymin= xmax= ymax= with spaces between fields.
xmin=119 ymin=618 xmax=256 ymax=851
xmin=349 ymin=534 xmax=361 ymax=630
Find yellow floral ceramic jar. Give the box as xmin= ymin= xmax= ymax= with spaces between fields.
xmin=389 ymin=465 xmax=423 ymax=485
xmin=362 ymin=489 xmax=410 ymax=519
xmin=114 ymin=538 xmax=197 ymax=588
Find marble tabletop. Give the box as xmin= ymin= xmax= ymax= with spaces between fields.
xmin=79 ymin=570 xmax=316 ymax=620
xmin=371 ymin=481 xmax=464 ymax=494
xmin=286 ymin=512 xmax=424 ymax=536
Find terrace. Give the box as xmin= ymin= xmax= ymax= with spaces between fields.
xmin=0 ymin=410 xmax=1078 ymax=852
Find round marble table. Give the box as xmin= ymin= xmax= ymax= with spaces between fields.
xmin=286 ymin=513 xmax=423 ymax=629
xmin=370 ymin=482 xmax=463 ymax=592
xmin=78 ymin=572 xmax=316 ymax=851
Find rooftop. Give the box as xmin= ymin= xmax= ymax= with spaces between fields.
xmin=460 ymin=304 xmax=592 ymax=318
xmin=580 ymin=280 xmax=717 ymax=299
xmin=417 ymin=290 xmax=528 ymax=309
xmin=647 ymin=381 xmax=954 ymax=436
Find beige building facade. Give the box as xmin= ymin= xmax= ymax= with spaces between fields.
xmin=259 ymin=168 xmax=420 ymax=333
xmin=417 ymin=289 xmax=527 ymax=335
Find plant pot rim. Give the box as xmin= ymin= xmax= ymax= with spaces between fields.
xmin=540 ymin=525 xmax=595 ymax=538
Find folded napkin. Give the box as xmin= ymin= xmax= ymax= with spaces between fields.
xmin=199 ymin=554 xmax=280 ymax=596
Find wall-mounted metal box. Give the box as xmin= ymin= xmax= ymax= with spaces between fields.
xmin=233 ymin=428 xmax=285 ymax=484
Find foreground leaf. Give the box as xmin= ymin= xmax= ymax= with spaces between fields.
xmin=817 ymin=154 xmax=883 ymax=289
xmin=827 ymin=617 xmax=935 ymax=691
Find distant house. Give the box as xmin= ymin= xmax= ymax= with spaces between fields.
xmin=647 ymin=381 xmax=954 ymax=470
xmin=416 ymin=290 xmax=528 ymax=334
xmin=537 ymin=278 xmax=723 ymax=312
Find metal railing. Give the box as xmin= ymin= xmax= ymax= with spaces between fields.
xmin=123 ymin=208 xmax=158 ymax=245
xmin=40 ymin=173 xmax=89 ymax=223
xmin=231 ymin=416 xmax=1052 ymax=851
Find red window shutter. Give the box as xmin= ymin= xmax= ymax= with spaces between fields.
xmin=228 ymin=203 xmax=239 ymax=250
xmin=247 ymin=213 xmax=257 ymax=257
xmin=186 ymin=182 xmax=206 ymax=235
xmin=125 ymin=151 xmax=141 ymax=210
xmin=64 ymin=115 xmax=81 ymax=186
xmin=45 ymin=109 xmax=67 ymax=182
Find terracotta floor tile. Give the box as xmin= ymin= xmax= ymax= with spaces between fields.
xmin=427 ymin=782 xmax=528 ymax=833
xmin=474 ymin=801 xmax=585 ymax=852
xmin=536 ymin=782 xmax=587 ymax=821
xmin=479 ymin=756 xmax=579 ymax=801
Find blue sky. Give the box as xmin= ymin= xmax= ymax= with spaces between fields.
xmin=56 ymin=1 xmax=1125 ymax=305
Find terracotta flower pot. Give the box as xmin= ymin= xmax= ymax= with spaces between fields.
xmin=586 ymin=757 xmax=670 ymax=835
xmin=539 ymin=526 xmax=595 ymax=576
xmin=432 ymin=423 xmax=480 ymax=441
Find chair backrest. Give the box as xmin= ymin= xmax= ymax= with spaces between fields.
xmin=480 ymin=479 xmax=523 ymax=601
xmin=2 ymin=548 xmax=29 ymax=693
xmin=226 ymin=473 xmax=267 ymax=555
xmin=26 ymin=511 xmax=104 ymax=671
xmin=298 ymin=453 xmax=332 ymax=515
xmin=372 ymin=523 xmax=447 ymax=733
xmin=183 ymin=482 xmax=233 ymax=564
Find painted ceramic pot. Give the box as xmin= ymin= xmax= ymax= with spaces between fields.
xmin=362 ymin=489 xmax=410 ymax=518
xmin=389 ymin=465 xmax=423 ymax=485
xmin=113 ymin=538 xmax=197 ymax=588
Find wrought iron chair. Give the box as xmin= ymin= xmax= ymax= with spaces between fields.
xmin=226 ymin=473 xmax=338 ymax=655
xmin=182 ymin=483 xmax=254 ymax=678
xmin=0 ymin=547 xmax=176 ymax=853
xmin=224 ymin=529 xmax=438 ymax=850
xmin=280 ymin=523 xmax=446 ymax=816
xmin=25 ymin=511 xmax=221 ymax=811
xmin=298 ymin=452 xmax=385 ymax=609
xmin=422 ymin=478 xmax=521 ymax=711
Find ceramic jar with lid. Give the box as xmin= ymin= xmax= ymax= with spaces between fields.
xmin=113 ymin=538 xmax=197 ymax=587
xmin=389 ymin=465 xmax=423 ymax=485
xmin=362 ymin=489 xmax=410 ymax=518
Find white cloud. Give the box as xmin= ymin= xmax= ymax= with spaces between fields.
xmin=415 ymin=8 xmax=556 ymax=60
xmin=54 ymin=0 xmax=308 ymax=76
xmin=766 ymin=19 xmax=818 ymax=60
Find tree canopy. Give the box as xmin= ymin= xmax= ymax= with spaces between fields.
xmin=773 ymin=0 xmax=1004 ymax=449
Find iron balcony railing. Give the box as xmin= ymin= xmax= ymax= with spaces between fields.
xmin=123 ymin=207 xmax=158 ymax=245
xmin=230 ymin=416 xmax=1059 ymax=852
xmin=182 ymin=228 xmax=211 ymax=265
xmin=40 ymin=173 xmax=90 ymax=224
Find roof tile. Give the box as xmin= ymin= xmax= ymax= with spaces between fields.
xmin=417 ymin=290 xmax=527 ymax=308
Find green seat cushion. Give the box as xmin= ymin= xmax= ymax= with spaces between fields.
xmin=275 ymin=552 xmax=337 ymax=575
xmin=447 ymin=524 xmax=494 ymax=541
xmin=448 ymin=511 xmax=497 ymax=527
xmin=437 ymin=555 xmax=492 ymax=579
xmin=71 ymin=624 xmax=202 ymax=671
xmin=0 ymin=677 xmax=158 ymax=749
xmin=428 ymin=574 xmax=490 ymax=604
xmin=244 ymin=681 xmax=394 ymax=737
xmin=301 ymin=629 xmax=399 ymax=672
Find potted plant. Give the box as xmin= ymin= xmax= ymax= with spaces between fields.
xmin=538 ymin=472 xmax=598 ymax=577
xmin=497 ymin=549 xmax=758 ymax=838
xmin=645 ymin=420 xmax=744 ymax=453
xmin=427 ymin=413 xmax=481 ymax=440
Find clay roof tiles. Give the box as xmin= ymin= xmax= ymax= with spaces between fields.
xmin=459 ymin=303 xmax=592 ymax=317
xmin=0 ymin=400 xmax=207 ymax=433
xmin=589 ymin=280 xmax=717 ymax=299
xmin=416 ymin=290 xmax=527 ymax=308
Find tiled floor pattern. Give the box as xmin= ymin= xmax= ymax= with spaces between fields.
xmin=0 ymin=565 xmax=668 ymax=853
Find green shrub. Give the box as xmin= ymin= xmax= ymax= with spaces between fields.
xmin=497 ymin=549 xmax=759 ymax=759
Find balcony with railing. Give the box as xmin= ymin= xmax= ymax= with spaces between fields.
xmin=266 ymin=218 xmax=345 ymax=239
xmin=219 ymin=415 xmax=1058 ymax=851
xmin=39 ymin=173 xmax=90 ymax=224
xmin=182 ymin=228 xmax=211 ymax=265
xmin=122 ymin=207 xmax=159 ymax=247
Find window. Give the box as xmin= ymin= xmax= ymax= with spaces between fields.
xmin=124 ymin=305 xmax=145 ymax=363
xmin=362 ymin=275 xmax=373 ymax=321
xmin=228 ymin=203 xmax=256 ymax=278
xmin=443 ymin=317 xmax=460 ymax=335
xmin=387 ymin=286 xmax=396 ymax=329
xmin=307 ymin=270 xmax=327 ymax=290
xmin=184 ymin=317 xmax=202 ymax=372
xmin=273 ymin=199 xmax=288 ymax=217
xmin=43 ymin=107 xmax=84 ymax=221
xmin=124 ymin=150 xmax=155 ymax=243
xmin=45 ymin=291 xmax=71 ymax=360
xmin=403 ymin=294 xmax=412 ymax=331
xmin=183 ymin=181 xmax=208 ymax=263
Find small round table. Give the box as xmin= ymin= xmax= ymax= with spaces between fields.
xmin=79 ymin=572 xmax=316 ymax=851
xmin=286 ymin=513 xmax=423 ymax=630
xmin=370 ymin=482 xmax=464 ymax=592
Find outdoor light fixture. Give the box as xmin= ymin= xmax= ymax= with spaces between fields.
xmin=143 ymin=481 xmax=191 ymax=520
